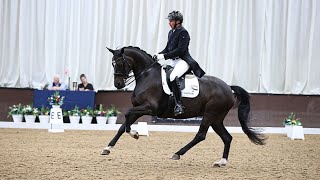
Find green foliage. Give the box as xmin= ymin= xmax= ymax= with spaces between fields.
xmin=64 ymin=106 xmax=81 ymax=116
xmin=40 ymin=106 xmax=50 ymax=115
xmin=80 ymin=106 xmax=94 ymax=117
xmin=22 ymin=104 xmax=39 ymax=116
xmin=94 ymin=104 xmax=107 ymax=117
xmin=283 ymin=112 xmax=302 ymax=126
xmin=47 ymin=91 xmax=65 ymax=106
xmin=107 ymin=104 xmax=121 ymax=117
xmin=7 ymin=104 xmax=23 ymax=117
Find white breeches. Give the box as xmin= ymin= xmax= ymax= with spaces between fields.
xmin=168 ymin=58 xmax=190 ymax=82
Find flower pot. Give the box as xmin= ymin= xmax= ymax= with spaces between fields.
xmin=285 ymin=125 xmax=293 ymax=138
xmin=24 ymin=115 xmax=36 ymax=123
xmin=69 ymin=116 xmax=80 ymax=124
xmin=96 ymin=116 xmax=107 ymax=125
xmin=107 ymin=116 xmax=117 ymax=124
xmin=290 ymin=126 xmax=304 ymax=140
xmin=52 ymin=105 xmax=61 ymax=109
xmin=12 ymin=114 xmax=23 ymax=123
xmin=39 ymin=115 xmax=50 ymax=124
xmin=82 ymin=116 xmax=93 ymax=125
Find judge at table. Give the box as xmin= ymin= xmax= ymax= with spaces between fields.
xmin=48 ymin=74 xmax=67 ymax=90
xmin=78 ymin=74 xmax=94 ymax=91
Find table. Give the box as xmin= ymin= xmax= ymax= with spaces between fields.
xmin=33 ymin=90 xmax=96 ymax=110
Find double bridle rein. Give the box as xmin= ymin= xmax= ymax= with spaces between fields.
xmin=112 ymin=54 xmax=159 ymax=86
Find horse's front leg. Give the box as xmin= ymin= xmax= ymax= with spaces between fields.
xmin=125 ymin=105 xmax=153 ymax=139
xmin=100 ymin=105 xmax=152 ymax=155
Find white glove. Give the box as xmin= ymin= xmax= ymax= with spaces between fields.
xmin=155 ymin=54 xmax=165 ymax=60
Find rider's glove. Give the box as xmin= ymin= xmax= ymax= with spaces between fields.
xmin=155 ymin=54 xmax=165 ymax=60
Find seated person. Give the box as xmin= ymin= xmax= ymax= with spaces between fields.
xmin=78 ymin=74 xmax=94 ymax=91
xmin=48 ymin=74 xmax=67 ymax=90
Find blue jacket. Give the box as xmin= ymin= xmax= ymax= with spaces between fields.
xmin=159 ymin=26 xmax=205 ymax=78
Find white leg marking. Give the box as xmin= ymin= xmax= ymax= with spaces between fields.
xmin=213 ymin=158 xmax=228 ymax=167
xmin=129 ymin=130 xmax=138 ymax=138
xmin=104 ymin=146 xmax=113 ymax=151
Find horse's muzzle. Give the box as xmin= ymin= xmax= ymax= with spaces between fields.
xmin=115 ymin=82 xmax=125 ymax=89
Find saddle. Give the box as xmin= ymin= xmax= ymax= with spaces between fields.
xmin=164 ymin=65 xmax=186 ymax=90
xmin=161 ymin=65 xmax=200 ymax=98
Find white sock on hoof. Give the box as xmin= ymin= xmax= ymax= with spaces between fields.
xmin=214 ymin=158 xmax=227 ymax=167
xmin=129 ymin=130 xmax=138 ymax=137
xmin=104 ymin=146 xmax=113 ymax=151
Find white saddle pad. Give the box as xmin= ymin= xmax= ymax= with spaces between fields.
xmin=161 ymin=67 xmax=200 ymax=98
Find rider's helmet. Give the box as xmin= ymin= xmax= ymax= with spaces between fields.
xmin=167 ymin=11 xmax=183 ymax=23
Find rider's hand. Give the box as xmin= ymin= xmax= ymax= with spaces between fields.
xmin=156 ymin=54 xmax=165 ymax=60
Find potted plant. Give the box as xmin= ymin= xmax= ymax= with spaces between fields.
xmin=22 ymin=105 xmax=39 ymax=123
xmin=47 ymin=91 xmax=65 ymax=108
xmin=94 ymin=104 xmax=108 ymax=125
xmin=39 ymin=106 xmax=50 ymax=124
xmin=80 ymin=106 xmax=94 ymax=125
xmin=283 ymin=112 xmax=303 ymax=139
xmin=107 ymin=104 xmax=121 ymax=124
xmin=8 ymin=104 xmax=23 ymax=123
xmin=65 ymin=106 xmax=81 ymax=124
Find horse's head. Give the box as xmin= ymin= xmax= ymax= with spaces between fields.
xmin=106 ymin=47 xmax=133 ymax=89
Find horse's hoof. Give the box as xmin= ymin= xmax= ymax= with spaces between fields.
xmin=171 ymin=154 xmax=180 ymax=160
xmin=213 ymin=158 xmax=227 ymax=167
xmin=100 ymin=149 xmax=110 ymax=155
xmin=133 ymin=132 xmax=139 ymax=139
xmin=129 ymin=130 xmax=139 ymax=139
xmin=213 ymin=163 xmax=226 ymax=168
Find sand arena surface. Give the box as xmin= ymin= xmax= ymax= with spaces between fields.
xmin=0 ymin=129 xmax=319 ymax=180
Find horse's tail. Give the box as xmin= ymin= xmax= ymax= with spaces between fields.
xmin=230 ymin=86 xmax=266 ymax=145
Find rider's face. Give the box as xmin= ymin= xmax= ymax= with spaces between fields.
xmin=169 ymin=20 xmax=176 ymax=29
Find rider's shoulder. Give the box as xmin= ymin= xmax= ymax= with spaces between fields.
xmin=180 ymin=26 xmax=188 ymax=32
xmin=179 ymin=27 xmax=190 ymax=36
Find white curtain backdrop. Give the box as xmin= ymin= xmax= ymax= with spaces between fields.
xmin=0 ymin=0 xmax=319 ymax=94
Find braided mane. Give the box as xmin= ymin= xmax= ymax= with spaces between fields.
xmin=123 ymin=46 xmax=154 ymax=60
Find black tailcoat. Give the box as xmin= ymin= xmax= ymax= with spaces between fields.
xmin=159 ymin=26 xmax=205 ymax=78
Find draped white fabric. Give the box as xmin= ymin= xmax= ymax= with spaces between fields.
xmin=0 ymin=0 xmax=319 ymax=94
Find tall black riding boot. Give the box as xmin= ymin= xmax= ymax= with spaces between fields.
xmin=171 ymin=76 xmax=184 ymax=116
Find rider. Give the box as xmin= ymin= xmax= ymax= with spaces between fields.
xmin=155 ymin=10 xmax=206 ymax=116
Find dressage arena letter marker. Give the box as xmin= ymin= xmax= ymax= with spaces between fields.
xmin=48 ymin=106 xmax=64 ymax=133
xmin=137 ymin=122 xmax=149 ymax=136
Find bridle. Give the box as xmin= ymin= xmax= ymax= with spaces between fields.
xmin=112 ymin=54 xmax=159 ymax=86
xmin=112 ymin=54 xmax=132 ymax=78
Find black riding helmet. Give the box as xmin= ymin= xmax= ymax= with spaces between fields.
xmin=167 ymin=11 xmax=183 ymax=23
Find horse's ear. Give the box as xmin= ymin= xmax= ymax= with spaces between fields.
xmin=106 ymin=47 xmax=115 ymax=54
xmin=120 ymin=48 xmax=125 ymax=55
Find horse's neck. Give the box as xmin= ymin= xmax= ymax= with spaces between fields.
xmin=124 ymin=48 xmax=161 ymax=86
xmin=126 ymin=50 xmax=155 ymax=76
xmin=134 ymin=62 xmax=161 ymax=85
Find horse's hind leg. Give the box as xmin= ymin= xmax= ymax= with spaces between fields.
xmin=171 ymin=115 xmax=211 ymax=160
xmin=211 ymin=119 xmax=233 ymax=167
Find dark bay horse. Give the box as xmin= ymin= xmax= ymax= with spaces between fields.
xmin=101 ymin=46 xmax=265 ymax=167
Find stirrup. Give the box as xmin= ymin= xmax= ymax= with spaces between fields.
xmin=174 ymin=104 xmax=184 ymax=116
